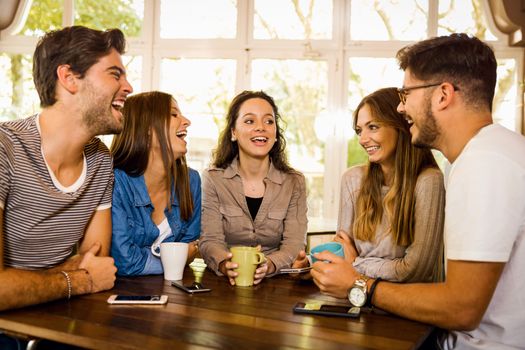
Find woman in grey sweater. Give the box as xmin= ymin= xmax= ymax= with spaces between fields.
xmin=336 ymin=87 xmax=445 ymax=282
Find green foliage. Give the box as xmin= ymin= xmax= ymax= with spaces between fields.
xmin=260 ymin=62 xmax=326 ymax=158
xmin=6 ymin=0 xmax=142 ymax=121
xmin=347 ymin=136 xmax=368 ymax=168
xmin=21 ymin=0 xmax=61 ymax=35
xmin=21 ymin=0 xmax=142 ymax=37
xmin=74 ymin=0 xmax=142 ymax=36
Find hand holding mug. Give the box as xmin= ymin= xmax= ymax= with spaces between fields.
xmin=229 ymin=246 xmax=266 ymax=287
xmin=334 ymin=231 xmax=358 ymax=263
xmin=219 ymin=253 xmax=238 ymax=286
xmin=310 ymin=251 xmax=357 ymax=298
xmin=253 ymin=258 xmax=276 ymax=285
xmin=310 ymin=242 xmax=345 ymax=263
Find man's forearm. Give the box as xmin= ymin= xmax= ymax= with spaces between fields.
xmin=0 ymin=267 xmax=92 ymax=311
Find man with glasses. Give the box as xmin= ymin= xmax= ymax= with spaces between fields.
xmin=311 ymin=33 xmax=525 ymax=349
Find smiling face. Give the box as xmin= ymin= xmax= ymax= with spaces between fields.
xmin=355 ymin=104 xmax=398 ymax=174
xmin=231 ymin=97 xmax=277 ymax=161
xmin=151 ymin=98 xmax=191 ymax=160
xmin=397 ymin=69 xmax=441 ymax=149
xmin=167 ymin=99 xmax=191 ymax=159
xmin=78 ymin=48 xmax=133 ymax=136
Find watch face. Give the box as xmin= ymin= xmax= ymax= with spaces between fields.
xmin=349 ymin=287 xmax=366 ymax=307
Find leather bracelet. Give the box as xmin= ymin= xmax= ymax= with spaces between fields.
xmin=60 ymin=271 xmax=72 ymax=299
xmin=366 ymin=277 xmax=382 ymax=308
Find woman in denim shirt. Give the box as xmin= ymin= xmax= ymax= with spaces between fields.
xmin=110 ymin=91 xmax=201 ymax=276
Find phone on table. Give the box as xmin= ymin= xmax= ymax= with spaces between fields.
xmin=279 ymin=266 xmax=312 ymax=274
xmin=293 ymin=302 xmax=360 ymax=318
xmin=107 ymin=295 xmax=168 ymax=305
xmin=171 ymin=281 xmax=211 ymax=294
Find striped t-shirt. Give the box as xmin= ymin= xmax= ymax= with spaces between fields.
xmin=0 ymin=115 xmax=114 ymax=269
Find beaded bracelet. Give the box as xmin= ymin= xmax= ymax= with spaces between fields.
xmin=60 ymin=271 xmax=72 ymax=299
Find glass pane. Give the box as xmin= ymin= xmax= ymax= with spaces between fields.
xmin=160 ymin=0 xmax=237 ymax=39
xmin=493 ymin=59 xmax=517 ymax=131
xmin=160 ymin=58 xmax=237 ymax=170
xmin=123 ymin=55 xmax=143 ymax=94
xmin=18 ymin=0 xmax=62 ymax=37
xmin=350 ymin=0 xmax=428 ymax=41
xmin=252 ymin=59 xmax=328 ymax=219
xmin=254 ymin=0 xmax=332 ymax=40
xmin=347 ymin=57 xmax=403 ymax=168
xmin=348 ymin=57 xmax=403 ymax=109
xmin=0 ymin=54 xmax=40 ymax=122
xmin=75 ymin=0 xmax=144 ymax=37
xmin=438 ymin=0 xmax=497 ymax=40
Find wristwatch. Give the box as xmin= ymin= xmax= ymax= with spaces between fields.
xmin=348 ymin=276 xmax=369 ymax=307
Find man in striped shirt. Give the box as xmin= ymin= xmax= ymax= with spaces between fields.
xmin=0 ymin=26 xmax=132 ymax=311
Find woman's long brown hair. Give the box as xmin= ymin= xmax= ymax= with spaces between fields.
xmin=352 ymin=88 xmax=438 ymax=246
xmin=111 ymin=91 xmax=193 ymax=220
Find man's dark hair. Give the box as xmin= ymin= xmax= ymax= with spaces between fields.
xmin=33 ymin=26 xmax=126 ymax=107
xmin=397 ymin=33 xmax=497 ymax=111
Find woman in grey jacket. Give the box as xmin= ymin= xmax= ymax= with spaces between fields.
xmin=199 ymin=90 xmax=308 ymax=286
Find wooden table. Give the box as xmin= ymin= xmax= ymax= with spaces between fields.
xmin=0 ymin=269 xmax=434 ymax=349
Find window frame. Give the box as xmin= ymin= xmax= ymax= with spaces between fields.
xmin=0 ymin=0 xmax=522 ymax=224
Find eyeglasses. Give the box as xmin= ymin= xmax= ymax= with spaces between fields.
xmin=397 ymin=82 xmax=442 ymax=104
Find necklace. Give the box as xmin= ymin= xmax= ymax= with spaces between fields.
xmin=244 ymin=179 xmax=262 ymax=195
xmin=248 ymin=181 xmax=258 ymax=192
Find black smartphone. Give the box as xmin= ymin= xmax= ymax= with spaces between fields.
xmin=293 ymin=302 xmax=360 ymax=318
xmin=171 ymin=281 xmax=211 ymax=294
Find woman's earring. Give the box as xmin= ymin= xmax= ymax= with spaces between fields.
xmin=231 ymin=136 xmax=237 ymax=142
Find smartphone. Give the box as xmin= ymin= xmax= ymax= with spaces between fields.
xmin=171 ymin=281 xmax=211 ymax=294
xmin=279 ymin=266 xmax=312 ymax=274
xmin=293 ymin=302 xmax=360 ymax=318
xmin=107 ymin=295 xmax=168 ymax=305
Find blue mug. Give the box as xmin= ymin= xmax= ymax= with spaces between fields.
xmin=310 ymin=242 xmax=344 ymax=263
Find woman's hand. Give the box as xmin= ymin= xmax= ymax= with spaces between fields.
xmin=186 ymin=240 xmax=199 ymax=263
xmin=334 ymin=231 xmax=358 ymax=263
xmin=291 ymin=250 xmax=309 ymax=268
xmin=218 ymin=253 xmax=238 ymax=286
xmin=253 ymin=258 xmax=275 ymax=285
xmin=289 ymin=250 xmax=312 ymax=280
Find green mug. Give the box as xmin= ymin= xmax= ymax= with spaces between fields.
xmin=230 ymin=246 xmax=266 ymax=287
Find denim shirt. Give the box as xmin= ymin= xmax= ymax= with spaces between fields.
xmin=111 ymin=168 xmax=201 ymax=276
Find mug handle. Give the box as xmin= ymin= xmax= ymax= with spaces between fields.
xmin=151 ymin=244 xmax=161 ymax=257
xmin=254 ymin=252 xmax=266 ymax=265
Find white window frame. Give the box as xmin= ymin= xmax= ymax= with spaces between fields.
xmin=0 ymin=0 xmax=522 ymax=223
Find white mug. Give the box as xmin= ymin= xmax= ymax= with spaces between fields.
xmin=152 ymin=242 xmax=188 ymax=281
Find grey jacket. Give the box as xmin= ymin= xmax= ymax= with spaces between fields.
xmin=199 ymin=158 xmax=308 ymax=274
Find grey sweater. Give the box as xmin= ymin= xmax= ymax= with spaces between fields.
xmin=337 ymin=165 xmax=445 ymax=282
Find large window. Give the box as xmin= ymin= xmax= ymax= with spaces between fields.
xmin=0 ymin=0 xmax=521 ymax=225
